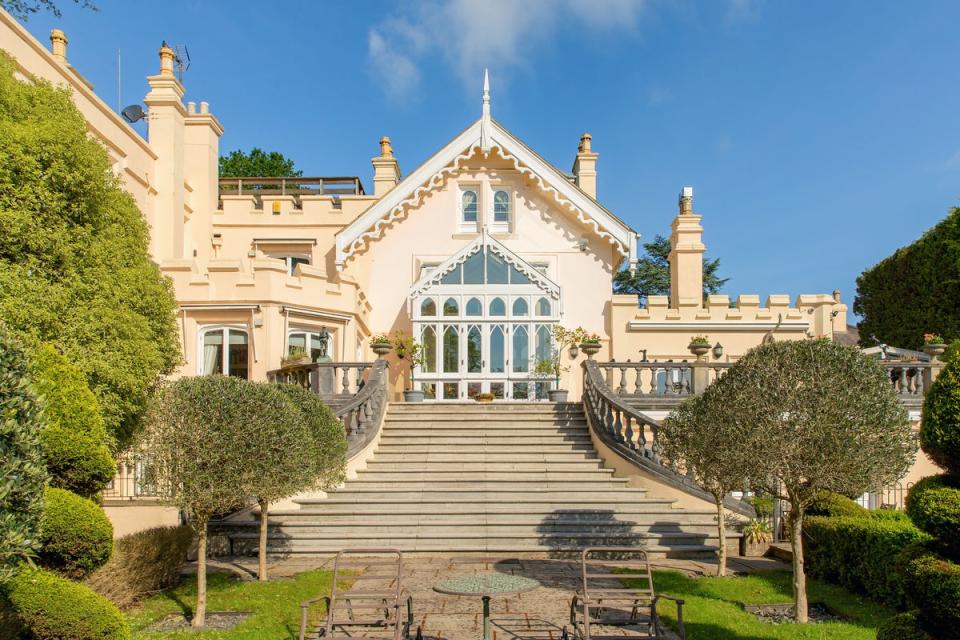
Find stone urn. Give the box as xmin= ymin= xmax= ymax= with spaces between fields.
xmin=371 ymin=342 xmax=392 ymax=357
xmin=924 ymin=343 xmax=947 ymax=359
xmin=740 ymin=536 xmax=772 ymax=558
xmin=688 ymin=342 xmax=711 ymax=358
xmin=580 ymin=342 xmax=602 ymax=359
xmin=548 ymin=389 xmax=569 ymax=402
xmin=403 ymin=389 xmax=424 ymax=402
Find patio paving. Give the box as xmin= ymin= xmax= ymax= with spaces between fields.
xmin=205 ymin=553 xmax=788 ymax=639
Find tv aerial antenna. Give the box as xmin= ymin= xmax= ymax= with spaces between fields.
xmin=173 ymin=44 xmax=191 ymax=82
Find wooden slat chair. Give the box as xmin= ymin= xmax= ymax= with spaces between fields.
xmin=299 ymin=549 xmax=420 ymax=640
xmin=566 ymin=547 xmax=685 ymax=640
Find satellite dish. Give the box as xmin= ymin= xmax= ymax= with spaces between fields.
xmin=121 ymin=104 xmax=146 ymax=123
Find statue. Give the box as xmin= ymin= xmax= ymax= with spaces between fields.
xmin=316 ymin=326 xmax=331 ymax=361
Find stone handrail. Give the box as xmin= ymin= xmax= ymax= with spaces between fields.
xmin=335 ymin=359 xmax=390 ymax=458
xmin=880 ymin=361 xmax=935 ymax=405
xmin=268 ymin=361 xmax=374 ymax=396
xmin=581 ymin=359 xmax=754 ymax=516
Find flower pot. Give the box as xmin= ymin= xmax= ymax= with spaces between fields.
xmin=475 ymin=395 xmax=494 ymax=404
xmin=371 ymin=343 xmax=392 ymax=357
xmin=740 ymin=537 xmax=771 ymax=558
xmin=548 ymin=389 xmax=569 ymax=402
xmin=580 ymin=342 xmax=602 ymax=359
xmin=688 ymin=343 xmax=711 ymax=357
xmin=924 ymin=343 xmax=947 ymax=358
xmin=281 ymin=355 xmax=311 ymax=368
xmin=403 ymin=389 xmax=425 ymax=402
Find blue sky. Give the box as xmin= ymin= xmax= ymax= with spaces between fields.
xmin=17 ymin=1 xmax=960 ymax=320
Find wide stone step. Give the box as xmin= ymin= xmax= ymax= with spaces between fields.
xmin=378 ymin=436 xmax=594 ymax=445
xmin=353 ymin=471 xmax=623 ymax=482
xmin=258 ymin=520 xmax=722 ymax=535
xmin=382 ymin=427 xmax=589 ymax=436
xmin=296 ymin=494 xmax=661 ymax=508
xmin=371 ymin=452 xmax=600 ymax=462
xmin=388 ymin=402 xmax=581 ymax=412
xmin=264 ymin=511 xmax=718 ymax=525
xmin=374 ymin=443 xmax=598 ymax=453
xmin=362 ymin=460 xmax=607 ymax=471
xmin=385 ymin=416 xmax=587 ymax=425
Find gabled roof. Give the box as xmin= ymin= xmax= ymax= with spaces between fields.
xmin=335 ymin=116 xmax=639 ymax=270
xmin=408 ymin=231 xmax=561 ymax=302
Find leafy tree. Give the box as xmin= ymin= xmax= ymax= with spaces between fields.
xmin=0 ymin=0 xmax=94 ymax=20
xmin=855 ymin=207 xmax=960 ymax=350
xmin=0 ymin=51 xmax=180 ymax=446
xmin=663 ymin=374 xmax=757 ymax=576
xmin=139 ymin=376 xmax=253 ymax=627
xmin=613 ymin=235 xmax=728 ymax=304
xmin=720 ymin=339 xmax=913 ymax=622
xmin=253 ymin=384 xmax=347 ymax=581
xmin=0 ymin=329 xmax=48 ymax=580
xmin=219 ymin=148 xmax=302 ymax=178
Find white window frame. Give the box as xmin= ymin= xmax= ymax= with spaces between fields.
xmin=286 ymin=327 xmax=335 ymax=361
xmin=489 ymin=186 xmax=512 ymax=234
xmin=458 ymin=186 xmax=480 ymax=233
xmin=266 ymin=253 xmax=311 ymax=276
xmin=197 ymin=325 xmax=250 ymax=378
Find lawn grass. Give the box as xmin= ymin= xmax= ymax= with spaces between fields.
xmin=617 ymin=570 xmax=896 ymax=640
xmin=127 ymin=570 xmax=339 ymax=639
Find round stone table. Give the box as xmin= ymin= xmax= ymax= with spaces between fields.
xmin=434 ymin=574 xmax=540 ymax=640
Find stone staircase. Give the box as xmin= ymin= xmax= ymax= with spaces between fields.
xmin=230 ymin=403 xmax=735 ymax=558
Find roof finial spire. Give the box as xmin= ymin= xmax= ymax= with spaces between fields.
xmin=480 ymin=68 xmax=492 ymax=152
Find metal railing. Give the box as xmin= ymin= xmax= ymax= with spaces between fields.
xmin=218 ymin=176 xmax=365 ymax=209
xmin=102 ymin=453 xmax=157 ymax=500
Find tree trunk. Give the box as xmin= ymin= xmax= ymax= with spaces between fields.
xmin=258 ymin=497 xmax=269 ymax=582
xmin=715 ymin=494 xmax=727 ymax=577
xmin=193 ymin=520 xmax=208 ymax=627
xmin=789 ymin=505 xmax=808 ymax=623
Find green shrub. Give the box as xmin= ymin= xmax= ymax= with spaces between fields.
xmin=85 ymin=525 xmax=192 ymax=609
xmin=877 ymin=611 xmax=934 ymax=640
xmin=744 ymin=493 xmax=775 ymax=519
xmin=899 ymin=544 xmax=960 ymax=640
xmin=804 ymin=514 xmax=930 ymax=608
xmin=40 ymin=427 xmax=115 ymax=499
xmin=2 ymin=566 xmax=130 ymax=640
xmin=906 ymin=474 xmax=960 ymax=557
xmin=872 ymin=509 xmax=913 ymax=522
xmin=806 ymin=491 xmax=870 ymax=518
xmin=38 ymin=488 xmax=112 ymax=579
xmin=920 ymin=358 xmax=960 ymax=474
xmin=0 ymin=329 xmax=48 ymax=580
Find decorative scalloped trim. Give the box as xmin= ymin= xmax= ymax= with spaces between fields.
xmin=341 ymin=143 xmax=629 ymax=262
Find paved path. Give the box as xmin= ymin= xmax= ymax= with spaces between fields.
xmin=209 ymin=554 xmax=787 ymax=639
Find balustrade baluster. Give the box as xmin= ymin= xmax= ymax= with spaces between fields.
xmin=614 ymin=409 xmax=624 ymax=442
xmin=649 ymin=367 xmax=658 ymax=395
xmin=341 ymin=366 xmax=350 ymax=394
xmin=633 ymin=366 xmax=643 ymax=395
xmin=618 ymin=367 xmax=628 ymax=395
xmin=898 ymin=368 xmax=908 ymax=396
xmin=624 ymin=415 xmax=636 ymax=450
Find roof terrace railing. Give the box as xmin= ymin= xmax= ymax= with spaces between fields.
xmin=218 ymin=176 xmax=366 ymax=209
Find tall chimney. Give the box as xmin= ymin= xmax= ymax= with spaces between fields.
xmin=371 ymin=136 xmax=401 ymax=196
xmin=49 ymin=29 xmax=68 ymax=65
xmin=158 ymin=41 xmax=176 ymax=77
xmin=572 ymin=133 xmax=599 ymax=199
xmin=668 ymin=186 xmax=705 ymax=309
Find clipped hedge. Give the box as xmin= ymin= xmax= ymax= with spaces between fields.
xmin=804 ymin=514 xmax=930 ymax=608
xmin=920 ymin=358 xmax=960 ymax=474
xmin=877 ymin=611 xmax=934 ymax=640
xmin=41 ymin=427 xmax=115 ymax=499
xmin=806 ymin=491 xmax=870 ymax=518
xmin=85 ymin=525 xmax=193 ymax=609
xmin=899 ymin=543 xmax=960 ymax=640
xmin=38 ymin=488 xmax=112 ymax=580
xmin=906 ymin=474 xmax=960 ymax=558
xmin=2 ymin=566 xmax=130 ymax=640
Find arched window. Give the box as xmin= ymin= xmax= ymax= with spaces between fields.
xmin=443 ymin=325 xmax=459 ymax=373
xmin=200 ymin=327 xmax=248 ymax=378
xmin=465 ymin=297 xmax=482 ymax=317
xmin=420 ymin=298 xmax=437 ymax=317
xmin=443 ymin=297 xmax=459 ymax=316
xmin=512 ymin=325 xmax=529 ymax=372
xmin=512 ymin=298 xmax=528 ymax=317
xmin=536 ymin=325 xmax=553 ymax=363
xmin=535 ymin=297 xmax=551 ymax=316
xmin=421 ymin=326 xmax=437 ymax=373
xmin=493 ymin=190 xmax=510 ymax=223
xmin=489 ymin=297 xmax=506 ymax=317
xmin=461 ymin=190 xmax=478 ymax=224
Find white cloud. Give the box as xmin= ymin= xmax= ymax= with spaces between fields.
xmin=366 ymin=0 xmax=648 ymax=100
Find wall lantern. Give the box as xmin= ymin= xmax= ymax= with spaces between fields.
xmin=569 ymin=344 xmax=579 ymax=358
xmin=712 ymin=342 xmax=724 ymax=360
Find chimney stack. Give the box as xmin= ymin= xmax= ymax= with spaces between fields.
xmin=668 ymin=186 xmax=706 ymax=309
xmin=572 ymin=133 xmax=598 ymax=199
xmin=159 ymin=41 xmax=176 ymax=77
xmin=372 ymin=136 xmax=401 ymax=196
xmin=49 ymin=29 xmax=68 ymax=65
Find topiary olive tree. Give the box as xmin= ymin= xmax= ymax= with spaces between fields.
xmin=920 ymin=358 xmax=960 ymax=474
xmin=663 ymin=374 xmax=757 ymax=576
xmin=0 ymin=329 xmax=48 ymax=581
xmin=138 ymin=376 xmax=253 ymax=627
xmin=720 ymin=339 xmax=914 ymax=622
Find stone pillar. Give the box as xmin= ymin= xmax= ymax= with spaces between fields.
xmin=184 ymin=98 xmax=224 ymax=263
xmin=572 ymin=133 xmax=599 ymax=199
xmin=49 ymin=29 xmax=68 ymax=65
xmin=371 ymin=136 xmax=401 ymax=196
xmin=144 ymin=41 xmax=187 ymax=261
xmin=669 ymin=186 xmax=705 ymax=310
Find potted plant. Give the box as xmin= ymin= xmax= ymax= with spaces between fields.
xmin=534 ymin=325 xmax=588 ymax=402
xmin=688 ymin=335 xmax=711 ymax=358
xmin=923 ymin=332 xmax=947 ymax=358
xmin=739 ymin=518 xmax=773 ymax=557
xmin=474 ymin=392 xmax=495 ymax=404
xmin=370 ymin=334 xmax=393 ymax=357
xmin=579 ymin=333 xmax=602 ymax=359
xmin=281 ymin=346 xmax=311 ymax=368
xmin=391 ymin=331 xmax=426 ymax=402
